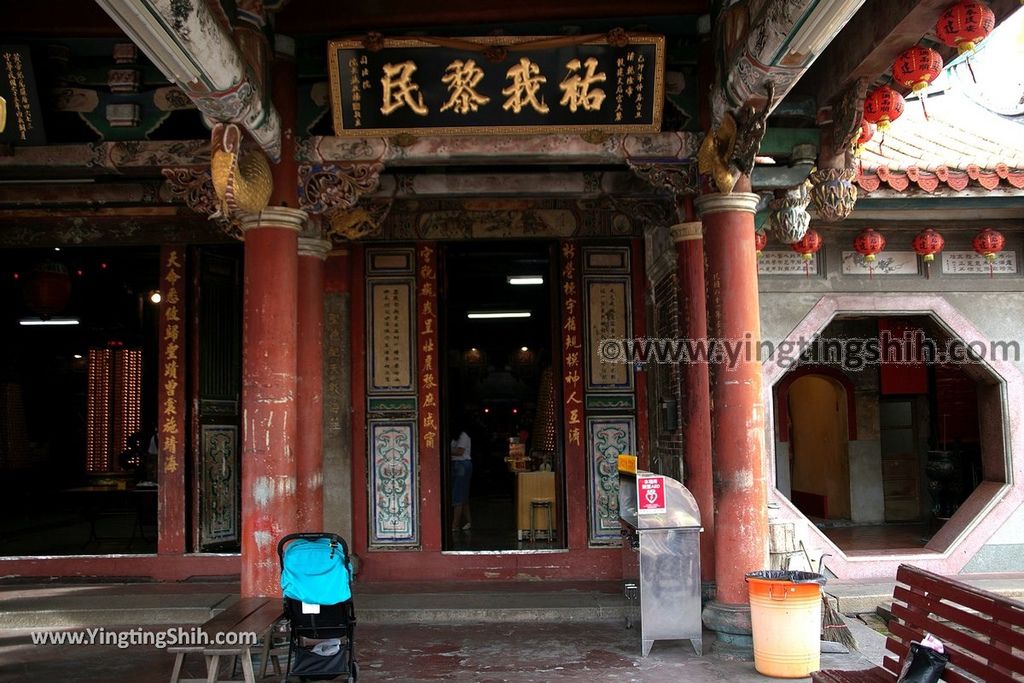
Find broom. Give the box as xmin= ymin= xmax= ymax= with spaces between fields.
xmin=801 ymin=541 xmax=857 ymax=650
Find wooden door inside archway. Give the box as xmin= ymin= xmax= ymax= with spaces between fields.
xmin=788 ymin=375 xmax=850 ymax=520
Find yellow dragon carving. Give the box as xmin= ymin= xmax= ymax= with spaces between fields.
xmin=210 ymin=122 xmax=273 ymax=219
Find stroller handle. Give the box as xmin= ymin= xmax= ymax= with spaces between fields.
xmin=277 ymin=532 xmax=351 ymax=567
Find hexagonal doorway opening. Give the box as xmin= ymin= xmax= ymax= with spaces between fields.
xmin=772 ymin=313 xmax=1009 ymax=555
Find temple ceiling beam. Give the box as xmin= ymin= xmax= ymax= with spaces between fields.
xmin=711 ymin=0 xmax=866 ymax=121
xmin=799 ymin=0 xmax=1020 ymax=108
xmin=93 ymin=0 xmax=282 ymax=160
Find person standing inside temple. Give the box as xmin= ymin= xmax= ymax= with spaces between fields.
xmin=450 ymin=418 xmax=473 ymax=532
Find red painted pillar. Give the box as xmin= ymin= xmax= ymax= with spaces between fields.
xmin=296 ymin=236 xmax=330 ymax=531
xmin=697 ymin=191 xmax=769 ymax=650
xmin=240 ymin=207 xmax=304 ymax=598
xmin=670 ymin=221 xmax=716 ymax=587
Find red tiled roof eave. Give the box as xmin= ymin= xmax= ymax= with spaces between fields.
xmin=856 ymin=164 xmax=1024 ymax=194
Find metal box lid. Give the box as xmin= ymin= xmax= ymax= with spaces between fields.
xmin=619 ymin=469 xmax=701 ymax=530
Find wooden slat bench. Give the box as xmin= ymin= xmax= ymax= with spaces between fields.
xmin=812 ymin=564 xmax=1024 ymax=683
xmin=168 ymin=597 xmax=284 ymax=683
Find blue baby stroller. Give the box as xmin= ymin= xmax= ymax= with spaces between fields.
xmin=278 ymin=533 xmax=358 ymax=682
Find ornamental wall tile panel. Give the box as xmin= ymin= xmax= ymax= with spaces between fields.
xmin=587 ymin=416 xmax=635 ymax=544
xmin=368 ymin=419 xmax=418 ymax=547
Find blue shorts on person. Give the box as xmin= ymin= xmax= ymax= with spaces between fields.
xmin=451 ymin=460 xmax=472 ymax=505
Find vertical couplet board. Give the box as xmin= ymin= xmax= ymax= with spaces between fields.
xmin=158 ymin=246 xmax=186 ymax=554
xmin=560 ymin=241 xmax=586 ymax=549
xmin=416 ymin=244 xmax=442 ymax=550
xmin=365 ymin=248 xmax=419 ymax=548
xmin=582 ymin=245 xmax=636 ymax=545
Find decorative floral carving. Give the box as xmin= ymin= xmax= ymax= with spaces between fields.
xmin=768 ymin=180 xmax=811 ymax=244
xmin=161 ymin=167 xmax=241 ymax=239
xmin=299 ymin=162 xmax=383 ymax=214
xmin=628 ymin=161 xmax=698 ymax=198
xmin=809 ymin=167 xmax=858 ymax=222
xmin=162 ymin=168 xmax=218 ymax=216
xmin=327 ymin=199 xmax=393 ymax=241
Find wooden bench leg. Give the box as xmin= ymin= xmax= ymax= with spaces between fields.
xmin=169 ymin=651 xmax=186 ymax=683
xmin=205 ymin=654 xmax=220 ymax=683
xmin=239 ymin=648 xmax=256 ymax=683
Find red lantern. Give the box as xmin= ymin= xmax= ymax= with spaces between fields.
xmin=854 ymin=228 xmax=886 ymax=278
xmin=23 ymin=261 xmax=72 ymax=318
xmin=854 ymin=120 xmax=875 ymax=155
xmin=864 ymin=86 xmax=905 ymax=131
xmin=791 ymin=229 xmax=822 ymax=277
xmin=912 ymin=228 xmax=945 ymax=278
xmin=892 ymin=46 xmax=944 ymax=93
xmin=973 ymin=228 xmax=1005 ymax=277
xmin=755 ymin=230 xmax=767 ymax=259
xmin=936 ymin=0 xmax=996 ymax=55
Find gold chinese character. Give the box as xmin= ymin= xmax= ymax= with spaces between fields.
xmin=559 ymin=57 xmax=606 ymax=112
xmin=502 ymin=58 xmax=549 ymax=114
xmin=441 ymin=59 xmax=490 ymax=115
xmin=380 ymin=61 xmax=428 ymax=116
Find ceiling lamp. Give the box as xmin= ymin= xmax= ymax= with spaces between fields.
xmin=507 ymin=276 xmax=544 ymax=286
xmin=19 ymin=317 xmax=80 ymax=326
xmin=467 ymin=311 xmax=531 ymax=319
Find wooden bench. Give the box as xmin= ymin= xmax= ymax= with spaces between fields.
xmin=169 ymin=597 xmax=284 ymax=683
xmin=812 ymin=564 xmax=1024 ymax=683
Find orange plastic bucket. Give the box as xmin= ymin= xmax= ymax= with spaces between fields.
xmin=745 ymin=571 xmax=825 ymax=678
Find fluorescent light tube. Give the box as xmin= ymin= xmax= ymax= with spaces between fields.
xmin=467 ymin=311 xmax=531 ymax=319
xmin=19 ymin=318 xmax=80 ymax=326
xmin=507 ymin=276 xmax=544 ymax=285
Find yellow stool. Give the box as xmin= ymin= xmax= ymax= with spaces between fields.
xmin=529 ymin=498 xmax=554 ymax=542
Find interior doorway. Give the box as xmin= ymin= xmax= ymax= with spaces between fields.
xmin=788 ymin=375 xmax=851 ymax=520
xmin=440 ymin=241 xmax=562 ymax=551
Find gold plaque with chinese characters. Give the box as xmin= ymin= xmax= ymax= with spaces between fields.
xmin=327 ymin=35 xmax=664 ymax=136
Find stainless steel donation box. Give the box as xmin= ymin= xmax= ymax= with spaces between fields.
xmin=619 ymin=465 xmax=703 ymax=656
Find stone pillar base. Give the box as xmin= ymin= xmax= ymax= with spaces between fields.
xmin=702 ymin=600 xmax=753 ymax=657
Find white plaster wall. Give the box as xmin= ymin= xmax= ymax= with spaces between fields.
xmin=848 ymin=440 xmax=884 ymax=523
xmin=984 ymin=502 xmax=1024 ymax=545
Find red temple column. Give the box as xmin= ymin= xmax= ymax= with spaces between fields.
xmin=296 ymin=235 xmax=331 ymax=531
xmin=240 ymin=207 xmax=304 ymax=598
xmin=670 ymin=221 xmax=715 ymax=589
xmin=697 ymin=191 xmax=769 ymax=651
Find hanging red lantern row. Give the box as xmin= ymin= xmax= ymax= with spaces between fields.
xmin=912 ymin=228 xmax=945 ymax=278
xmin=791 ymin=229 xmax=822 ymax=277
xmin=853 ymin=228 xmax=887 ymax=278
xmin=973 ymin=228 xmax=1005 ymax=277
xmin=936 ymin=0 xmax=996 ymax=55
xmin=864 ymin=85 xmax=905 ymax=131
xmin=754 ymin=230 xmax=768 ymax=259
xmin=892 ymin=46 xmax=944 ymax=119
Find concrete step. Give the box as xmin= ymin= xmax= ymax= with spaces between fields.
xmin=0 ymin=582 xmax=630 ymax=630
